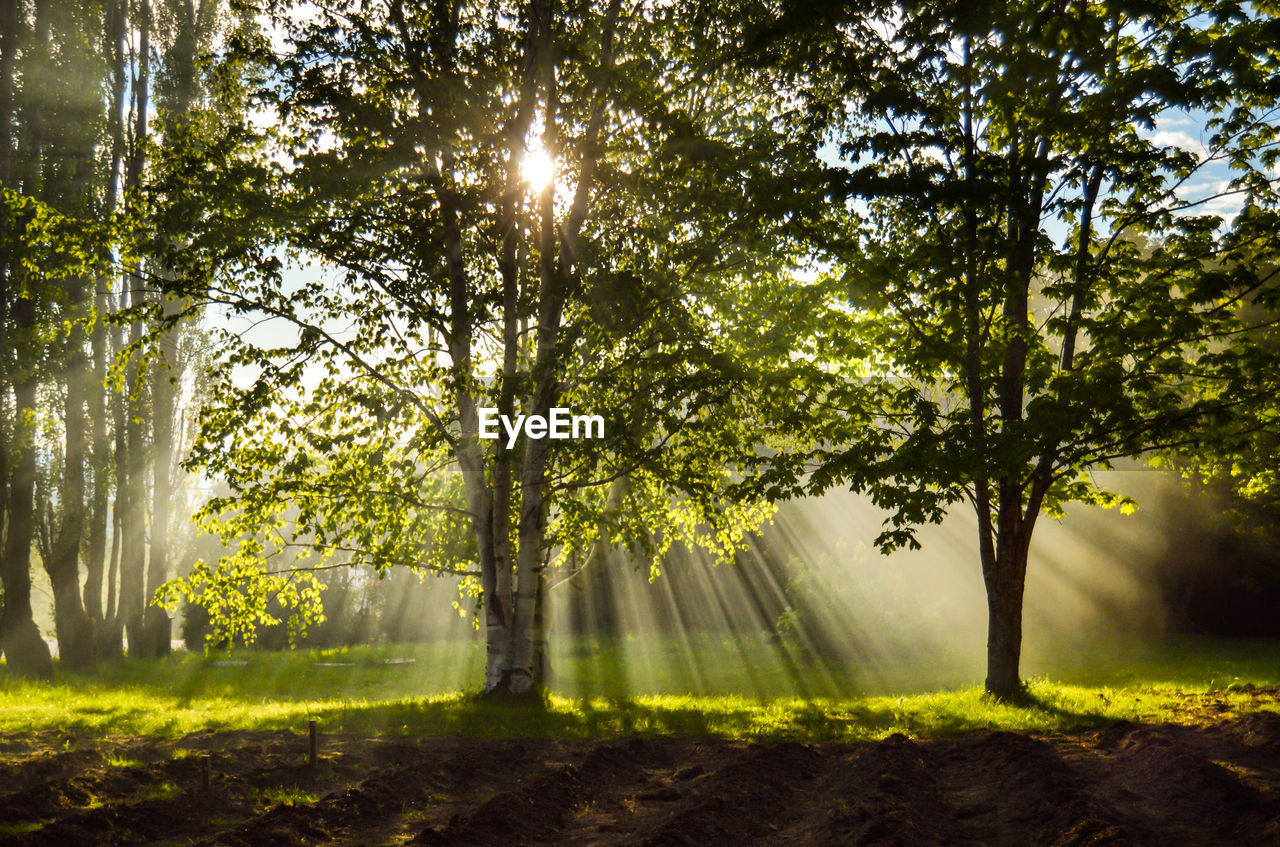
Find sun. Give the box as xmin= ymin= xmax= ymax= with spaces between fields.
xmin=520 ymin=146 xmax=555 ymax=192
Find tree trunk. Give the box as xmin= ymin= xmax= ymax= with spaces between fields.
xmin=97 ymin=273 xmax=128 ymax=661
xmin=982 ymin=539 xmax=1029 ymax=701
xmin=532 ymin=564 xmax=548 ymax=688
xmin=119 ymin=318 xmax=147 ymax=654
xmin=478 ymin=491 xmax=516 ymax=694
xmin=481 ymin=0 xmax=541 ymax=698
xmin=0 ymin=0 xmax=17 ymax=672
xmin=84 ymin=279 xmax=109 ymax=626
xmin=119 ymin=0 xmax=150 ymax=656
xmin=140 ymin=0 xmax=208 ymax=660
xmin=510 ymin=487 xmax=544 ymax=694
xmin=0 ymin=433 xmax=7 ymax=671
xmin=46 ymin=271 xmax=95 ymax=670
xmin=1 ymin=370 xmax=54 ymax=679
xmin=98 ymin=463 xmax=124 ymax=659
xmin=0 ymin=0 xmax=52 ymax=681
xmin=142 ymin=323 xmax=175 ymax=657
xmin=504 ymin=0 xmax=568 ymax=694
xmin=86 ymin=0 xmax=129 ymax=630
xmin=507 ymin=245 xmax=563 ymax=695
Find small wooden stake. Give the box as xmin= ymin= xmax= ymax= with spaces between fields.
xmin=201 ymin=755 xmax=211 ymax=790
xmin=308 ymin=719 xmax=318 ymax=767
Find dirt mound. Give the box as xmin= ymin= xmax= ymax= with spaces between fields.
xmin=946 ymin=731 xmax=1131 ymax=846
xmin=1231 ymin=712 xmax=1280 ymax=749
xmin=817 ymin=733 xmax=962 ymax=847
xmin=1088 ymin=723 xmax=1276 ymax=845
xmin=414 ymin=738 xmax=667 ymax=846
xmin=0 ymin=751 xmax=104 ymax=824
xmin=0 ymin=707 xmax=1276 ymax=846
xmin=629 ymin=742 xmax=822 ymax=847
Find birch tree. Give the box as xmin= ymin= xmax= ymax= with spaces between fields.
xmin=158 ymin=0 xmax=816 ymax=695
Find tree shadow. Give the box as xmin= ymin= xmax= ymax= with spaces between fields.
xmin=1013 ymin=689 xmax=1114 ymax=728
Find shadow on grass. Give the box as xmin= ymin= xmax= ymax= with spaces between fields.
xmin=306 ymin=695 xmax=746 ymax=739
xmin=0 ymin=674 xmax=1164 ymax=741
xmin=1016 ymin=689 xmax=1113 ymax=729
xmin=299 ymin=691 xmax=1082 ymax=742
xmin=7 ymin=639 xmax=1277 ymax=741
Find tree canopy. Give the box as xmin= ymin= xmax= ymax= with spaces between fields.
xmin=157 ymin=0 xmax=826 ymax=694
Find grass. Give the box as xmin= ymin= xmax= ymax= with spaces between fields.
xmin=130 ymin=782 xmax=180 ymax=803
xmin=0 ymin=821 xmax=46 ymax=837
xmin=105 ymin=754 xmax=142 ymax=769
xmin=0 ymin=636 xmax=1274 ymax=743
xmin=255 ymin=786 xmax=320 ymax=808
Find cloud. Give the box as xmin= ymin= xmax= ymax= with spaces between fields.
xmin=1156 ymin=112 xmax=1197 ymax=129
xmin=1148 ymin=129 xmax=1207 ymax=155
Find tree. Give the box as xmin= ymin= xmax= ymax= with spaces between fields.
xmin=0 ymin=0 xmax=231 ymax=672
xmin=1169 ymin=227 xmax=1280 ymax=523
xmin=0 ymin=0 xmax=117 ymax=677
xmin=36 ymin=0 xmax=110 ymax=671
xmin=760 ymin=0 xmax=1280 ymax=699
xmin=0 ymin=0 xmax=51 ymax=678
xmin=132 ymin=0 xmax=225 ymax=659
xmin=157 ymin=0 xmax=817 ymax=695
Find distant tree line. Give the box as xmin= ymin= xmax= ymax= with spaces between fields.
xmin=0 ymin=0 xmax=225 ymax=677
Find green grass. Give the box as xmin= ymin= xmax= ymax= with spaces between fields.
xmin=0 ymin=637 xmax=1274 ymax=742
xmin=255 ymin=786 xmax=320 ymax=808
xmin=130 ymin=782 xmax=180 ymax=803
xmin=105 ymin=754 xmax=142 ymax=769
xmin=0 ymin=821 xmax=46 ymax=837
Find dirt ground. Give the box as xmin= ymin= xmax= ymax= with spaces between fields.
xmin=0 ymin=701 xmax=1277 ymax=846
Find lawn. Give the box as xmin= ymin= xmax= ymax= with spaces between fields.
xmin=0 ymin=636 xmax=1274 ymax=742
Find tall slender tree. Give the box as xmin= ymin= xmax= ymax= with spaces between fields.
xmin=41 ymin=0 xmax=104 ymax=671
xmin=1 ymin=0 xmax=120 ymax=675
xmin=136 ymin=0 xmax=223 ymax=658
xmin=0 ymin=0 xmax=58 ymax=678
xmin=84 ymin=0 xmax=130 ymax=636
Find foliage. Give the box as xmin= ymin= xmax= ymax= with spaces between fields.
xmin=155 ymin=0 xmax=821 ymax=675
xmin=759 ymin=0 xmax=1280 ymax=545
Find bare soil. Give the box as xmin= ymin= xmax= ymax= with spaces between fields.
xmin=0 ymin=703 xmax=1277 ymax=846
